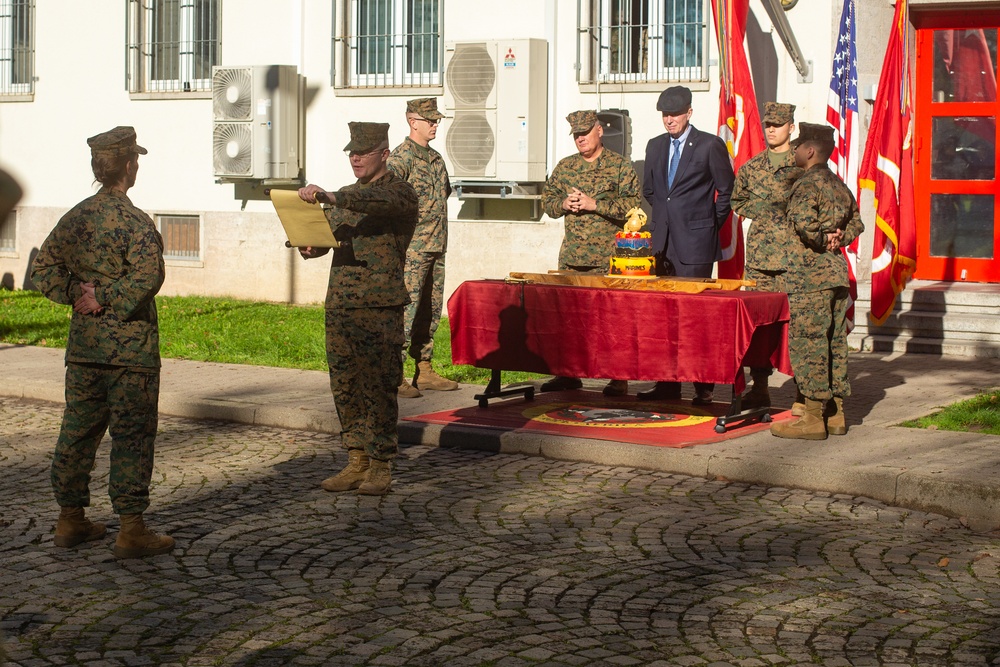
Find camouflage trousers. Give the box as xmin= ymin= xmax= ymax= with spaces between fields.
xmin=327 ymin=307 xmax=404 ymax=461
xmin=51 ymin=362 xmax=159 ymax=515
xmin=745 ymin=268 xmax=786 ymax=377
xmin=403 ymin=249 xmax=446 ymax=363
xmin=787 ymin=287 xmax=852 ymax=401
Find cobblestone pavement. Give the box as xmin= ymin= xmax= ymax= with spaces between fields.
xmin=2 ymin=397 xmax=1000 ymax=667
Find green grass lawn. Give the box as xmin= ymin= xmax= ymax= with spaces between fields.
xmin=0 ymin=290 xmax=543 ymax=386
xmin=900 ymin=390 xmax=1000 ymax=435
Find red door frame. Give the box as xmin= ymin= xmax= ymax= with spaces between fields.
xmin=913 ymin=11 xmax=1000 ymax=282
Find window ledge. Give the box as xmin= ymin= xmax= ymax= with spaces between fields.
xmin=452 ymin=217 xmax=545 ymax=225
xmin=578 ymin=80 xmax=711 ymax=94
xmin=334 ymin=85 xmax=444 ymax=98
xmin=0 ymin=249 xmax=17 ymax=258
xmin=0 ymin=94 xmax=34 ymax=103
xmin=129 ymin=91 xmax=212 ymax=101
xmin=164 ymin=258 xmax=205 ymax=268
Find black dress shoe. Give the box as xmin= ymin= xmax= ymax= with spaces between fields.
xmin=540 ymin=376 xmax=583 ymax=392
xmin=636 ymin=382 xmax=682 ymax=401
xmin=602 ymin=380 xmax=628 ymax=397
xmin=691 ymin=390 xmax=714 ymax=406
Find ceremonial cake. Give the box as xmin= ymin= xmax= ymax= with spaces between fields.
xmin=609 ymin=207 xmax=655 ymax=277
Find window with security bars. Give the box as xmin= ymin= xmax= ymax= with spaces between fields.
xmin=0 ymin=0 xmax=33 ymax=96
xmin=127 ymin=0 xmax=220 ymax=93
xmin=579 ymin=0 xmax=707 ymax=84
xmin=157 ymin=214 xmax=200 ymax=260
xmin=0 ymin=210 xmax=14 ymax=251
xmin=335 ymin=0 xmax=441 ymax=88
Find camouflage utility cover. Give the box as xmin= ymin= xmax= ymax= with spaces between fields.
xmin=87 ymin=126 xmax=147 ymax=158
xmin=567 ymin=110 xmax=598 ymax=134
xmin=406 ymin=97 xmax=445 ymax=121
xmin=344 ymin=122 xmax=390 ymax=153
xmin=792 ymin=122 xmax=835 ymax=150
xmin=762 ymin=102 xmax=795 ymax=125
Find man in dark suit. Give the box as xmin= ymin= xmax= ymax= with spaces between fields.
xmin=638 ymin=85 xmax=735 ymax=406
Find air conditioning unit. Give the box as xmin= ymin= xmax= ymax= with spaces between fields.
xmin=212 ymin=65 xmax=300 ymax=180
xmin=441 ymin=39 xmax=547 ymax=182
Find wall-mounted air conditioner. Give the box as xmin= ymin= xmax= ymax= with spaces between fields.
xmin=212 ymin=65 xmax=300 ymax=180
xmin=441 ymin=39 xmax=547 ymax=182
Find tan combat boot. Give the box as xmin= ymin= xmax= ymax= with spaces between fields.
xmin=791 ymin=389 xmax=806 ymax=416
xmin=770 ymin=398 xmax=828 ymax=440
xmin=826 ymin=397 xmax=847 ymax=435
xmin=113 ymin=514 xmax=175 ymax=559
xmin=357 ymin=459 xmax=392 ymax=496
xmin=413 ymin=361 xmax=458 ymax=391
xmin=740 ymin=373 xmax=771 ymax=410
xmin=53 ymin=507 xmax=107 ymax=548
xmin=321 ymin=449 xmax=370 ymax=492
xmin=398 ymin=378 xmax=422 ymax=398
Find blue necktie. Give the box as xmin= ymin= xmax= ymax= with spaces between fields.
xmin=668 ymin=138 xmax=681 ymax=189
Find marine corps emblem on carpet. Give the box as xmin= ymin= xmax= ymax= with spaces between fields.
xmin=403 ymin=390 xmax=780 ymax=448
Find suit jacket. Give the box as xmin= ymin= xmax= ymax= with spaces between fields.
xmin=643 ymin=125 xmax=735 ymax=272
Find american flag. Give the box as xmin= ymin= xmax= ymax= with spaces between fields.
xmin=827 ymin=0 xmax=860 ymax=331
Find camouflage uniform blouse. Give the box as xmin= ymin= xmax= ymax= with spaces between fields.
xmin=31 ymin=188 xmax=165 ymax=368
xmin=783 ymin=164 xmax=865 ymax=294
xmin=387 ymin=137 xmax=451 ymax=253
xmin=324 ymin=171 xmax=418 ymax=309
xmin=731 ymin=148 xmax=803 ymax=272
xmin=542 ymin=149 xmax=641 ymax=268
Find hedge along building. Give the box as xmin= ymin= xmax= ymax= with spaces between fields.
xmin=0 ymin=0 xmax=995 ymax=355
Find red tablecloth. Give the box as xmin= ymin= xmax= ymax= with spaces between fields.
xmin=448 ymin=280 xmax=791 ymax=390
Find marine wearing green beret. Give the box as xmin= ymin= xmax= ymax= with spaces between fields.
xmin=298 ymin=121 xmax=418 ymax=496
xmin=771 ymin=122 xmax=865 ymax=441
xmin=387 ymin=96 xmax=458 ymax=398
xmin=731 ymin=101 xmax=803 ymax=410
xmin=540 ymin=109 xmax=640 ymax=397
xmin=31 ymin=126 xmax=174 ymax=558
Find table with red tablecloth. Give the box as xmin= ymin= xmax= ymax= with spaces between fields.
xmin=447 ymin=279 xmax=792 ymax=430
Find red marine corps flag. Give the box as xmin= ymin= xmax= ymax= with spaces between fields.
xmin=859 ymin=0 xmax=917 ymax=324
xmin=713 ymin=0 xmax=765 ymax=279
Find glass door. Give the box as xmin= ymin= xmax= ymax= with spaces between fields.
xmin=914 ymin=17 xmax=1000 ymax=282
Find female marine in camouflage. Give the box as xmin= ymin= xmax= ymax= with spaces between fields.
xmin=31 ymin=126 xmax=174 ymax=558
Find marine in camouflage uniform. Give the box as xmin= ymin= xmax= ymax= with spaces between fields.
xmin=387 ymin=97 xmax=458 ymax=397
xmin=772 ymin=123 xmax=865 ymax=441
xmin=731 ymin=102 xmax=803 ymax=408
xmin=297 ymin=122 xmax=417 ymax=495
xmin=732 ymin=102 xmax=803 ymax=292
xmin=542 ymin=110 xmax=641 ymax=271
xmin=31 ymin=126 xmax=174 ymax=558
xmin=539 ymin=110 xmax=640 ymax=396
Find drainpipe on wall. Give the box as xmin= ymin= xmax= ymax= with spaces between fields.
xmin=759 ymin=0 xmax=812 ymax=82
xmin=547 ymin=0 xmax=558 ymax=175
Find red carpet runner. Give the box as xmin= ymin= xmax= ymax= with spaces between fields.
xmin=403 ymin=390 xmax=785 ymax=448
